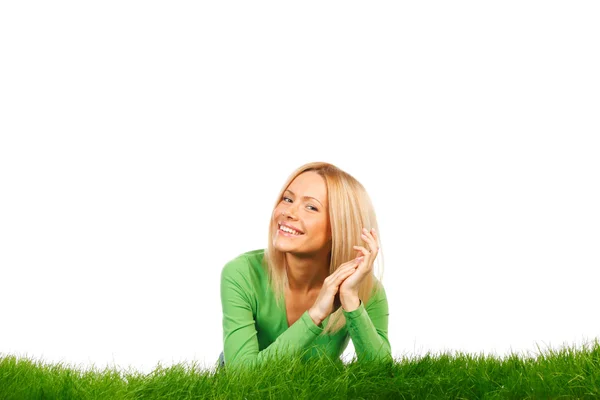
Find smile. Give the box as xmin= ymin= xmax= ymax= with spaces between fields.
xmin=278 ymin=223 xmax=303 ymax=236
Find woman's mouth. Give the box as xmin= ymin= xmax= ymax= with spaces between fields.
xmin=278 ymin=223 xmax=303 ymax=236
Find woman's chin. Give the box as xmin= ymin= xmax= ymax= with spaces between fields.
xmin=273 ymin=237 xmax=300 ymax=253
xmin=273 ymin=241 xmax=293 ymax=253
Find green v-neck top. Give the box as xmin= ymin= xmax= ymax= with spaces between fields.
xmin=220 ymin=249 xmax=391 ymax=368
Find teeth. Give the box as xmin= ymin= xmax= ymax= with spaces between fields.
xmin=280 ymin=224 xmax=301 ymax=235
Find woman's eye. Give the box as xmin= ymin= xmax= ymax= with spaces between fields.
xmin=283 ymin=197 xmax=292 ymax=203
xmin=307 ymin=205 xmax=318 ymax=211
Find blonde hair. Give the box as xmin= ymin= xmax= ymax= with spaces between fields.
xmin=264 ymin=162 xmax=384 ymax=334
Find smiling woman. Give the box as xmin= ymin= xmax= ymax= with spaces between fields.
xmin=219 ymin=162 xmax=391 ymax=368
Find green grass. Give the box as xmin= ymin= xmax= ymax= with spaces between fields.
xmin=1 ymin=340 xmax=599 ymax=399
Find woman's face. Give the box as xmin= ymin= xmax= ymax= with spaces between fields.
xmin=272 ymin=171 xmax=332 ymax=257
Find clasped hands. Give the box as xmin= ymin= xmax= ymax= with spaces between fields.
xmin=308 ymin=228 xmax=379 ymax=326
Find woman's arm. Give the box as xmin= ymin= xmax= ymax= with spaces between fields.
xmin=220 ymin=257 xmax=323 ymax=368
xmin=338 ymin=228 xmax=392 ymax=362
xmin=342 ymin=283 xmax=392 ymax=362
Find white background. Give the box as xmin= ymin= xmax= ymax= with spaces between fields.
xmin=1 ymin=1 xmax=599 ymax=374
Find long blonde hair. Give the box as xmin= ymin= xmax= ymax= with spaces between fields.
xmin=264 ymin=162 xmax=384 ymax=334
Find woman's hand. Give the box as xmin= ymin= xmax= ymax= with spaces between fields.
xmin=308 ymin=256 xmax=363 ymax=326
xmin=339 ymin=228 xmax=379 ymax=310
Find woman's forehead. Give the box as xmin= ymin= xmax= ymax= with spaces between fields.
xmin=286 ymin=172 xmax=327 ymax=203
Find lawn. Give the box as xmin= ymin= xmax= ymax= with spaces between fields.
xmin=1 ymin=340 xmax=599 ymax=399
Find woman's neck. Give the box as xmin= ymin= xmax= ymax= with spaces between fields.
xmin=285 ymin=252 xmax=330 ymax=294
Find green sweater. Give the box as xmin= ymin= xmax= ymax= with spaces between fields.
xmin=220 ymin=249 xmax=391 ymax=367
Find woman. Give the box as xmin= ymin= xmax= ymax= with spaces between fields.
xmin=219 ymin=162 xmax=391 ymax=368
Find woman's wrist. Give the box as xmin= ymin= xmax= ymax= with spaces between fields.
xmin=308 ymin=307 xmax=324 ymax=327
xmin=340 ymin=292 xmax=360 ymax=312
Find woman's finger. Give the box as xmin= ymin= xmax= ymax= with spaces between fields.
xmin=331 ymin=267 xmax=358 ymax=288
xmin=338 ymin=259 xmax=359 ymax=269
xmin=361 ymin=228 xmax=379 ymax=254
xmin=370 ymin=228 xmax=378 ymax=241
xmin=353 ymin=245 xmax=370 ymax=257
xmin=371 ymin=229 xmax=380 ymax=254
xmin=327 ymin=260 xmax=361 ymax=283
xmin=361 ymin=228 xmax=375 ymax=242
xmin=353 ymin=245 xmax=374 ymax=272
xmin=341 ymin=257 xmax=363 ymax=268
xmin=325 ymin=262 xmax=360 ymax=290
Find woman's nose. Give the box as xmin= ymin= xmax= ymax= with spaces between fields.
xmin=282 ymin=206 xmax=298 ymax=219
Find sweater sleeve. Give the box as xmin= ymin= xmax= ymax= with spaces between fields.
xmin=220 ymin=257 xmax=323 ymax=368
xmin=342 ymin=283 xmax=392 ymax=362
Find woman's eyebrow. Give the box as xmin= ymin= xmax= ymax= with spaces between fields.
xmin=284 ymin=190 xmax=324 ymax=207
